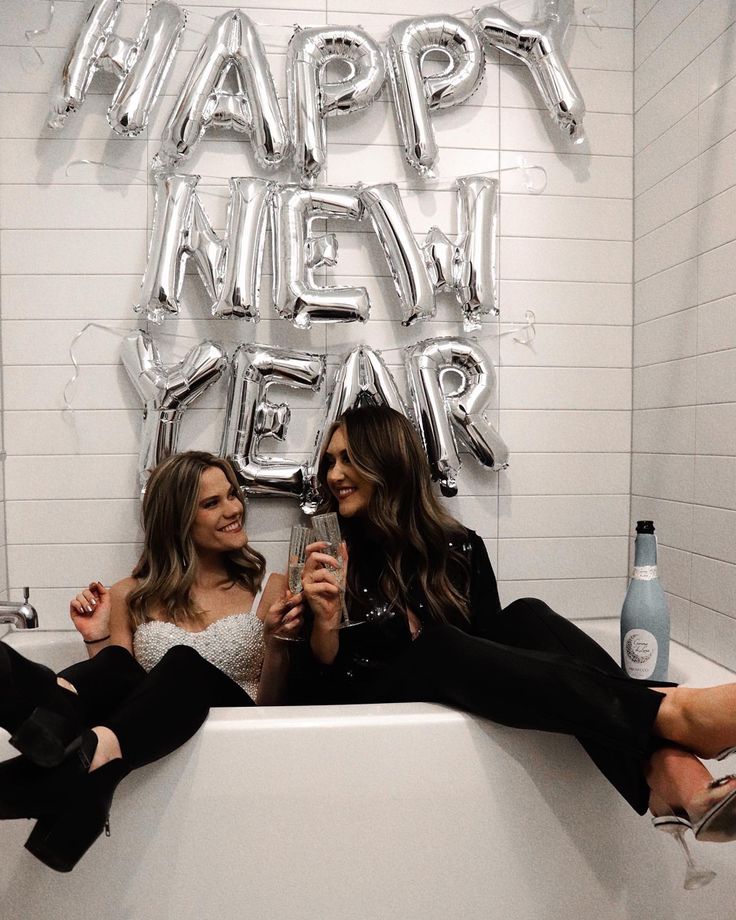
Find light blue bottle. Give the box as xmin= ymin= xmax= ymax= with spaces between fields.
xmin=620 ymin=521 xmax=670 ymax=681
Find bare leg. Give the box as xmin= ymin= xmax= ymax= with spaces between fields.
xmin=56 ymin=677 xmax=77 ymax=695
xmin=647 ymin=747 xmax=713 ymax=814
xmin=88 ymin=726 xmax=122 ymax=772
xmin=653 ymin=685 xmax=736 ymax=759
xmin=647 ymin=744 xmax=736 ymax=825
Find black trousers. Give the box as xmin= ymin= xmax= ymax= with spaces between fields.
xmin=312 ymin=599 xmax=668 ymax=814
xmin=59 ymin=645 xmax=254 ymax=769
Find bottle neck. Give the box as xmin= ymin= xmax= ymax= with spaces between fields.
xmin=634 ymin=533 xmax=657 ymax=568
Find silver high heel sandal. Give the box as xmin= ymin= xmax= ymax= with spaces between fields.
xmin=651 ymin=815 xmax=716 ymax=890
xmin=692 ymin=775 xmax=736 ymax=842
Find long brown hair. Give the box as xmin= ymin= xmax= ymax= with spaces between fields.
xmin=317 ymin=406 xmax=471 ymax=624
xmin=127 ymin=451 xmax=265 ymax=626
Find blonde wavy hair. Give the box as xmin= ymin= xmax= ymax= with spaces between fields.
xmin=127 ymin=452 xmax=265 ymax=626
xmin=317 ymin=406 xmax=471 ymax=624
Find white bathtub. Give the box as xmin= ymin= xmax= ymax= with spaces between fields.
xmin=1 ymin=621 xmax=736 ymax=920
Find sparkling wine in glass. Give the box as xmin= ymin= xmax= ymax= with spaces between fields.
xmin=276 ymin=524 xmax=310 ymax=643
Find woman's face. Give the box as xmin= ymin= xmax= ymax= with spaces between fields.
xmin=190 ymin=466 xmax=247 ymax=554
xmin=324 ymin=427 xmax=374 ymax=518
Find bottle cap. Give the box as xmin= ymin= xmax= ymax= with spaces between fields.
xmin=636 ymin=520 xmax=655 ymax=534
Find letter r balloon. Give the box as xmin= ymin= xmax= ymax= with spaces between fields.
xmin=406 ymin=337 xmax=508 ymax=496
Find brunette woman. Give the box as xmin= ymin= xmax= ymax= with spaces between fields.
xmin=0 ymin=451 xmax=302 ymax=871
xmin=300 ymin=405 xmax=736 ymax=861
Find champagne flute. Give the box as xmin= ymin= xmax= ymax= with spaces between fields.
xmin=311 ymin=512 xmax=362 ymax=629
xmin=275 ymin=524 xmax=310 ymax=643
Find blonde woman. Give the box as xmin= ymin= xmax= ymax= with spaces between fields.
xmin=0 ymin=451 xmax=302 ymax=871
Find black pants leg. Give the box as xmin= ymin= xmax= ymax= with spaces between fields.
xmin=101 ymin=645 xmax=255 ymax=769
xmin=58 ymin=646 xmax=146 ymax=727
xmin=364 ymin=605 xmax=666 ymax=814
xmin=489 ymin=598 xmax=657 ymax=813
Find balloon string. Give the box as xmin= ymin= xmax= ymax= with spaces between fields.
xmin=64 ymin=158 xmax=547 ymax=196
xmin=65 ymin=159 xmax=150 ymax=183
xmin=396 ymin=159 xmax=547 ymax=195
xmin=24 ymin=0 xmax=54 ymax=65
xmin=182 ymin=5 xmax=487 ymax=43
xmin=327 ymin=311 xmax=536 ymax=357
xmin=64 ymin=310 xmax=536 ymax=403
xmin=63 ymin=323 xmax=131 ymax=412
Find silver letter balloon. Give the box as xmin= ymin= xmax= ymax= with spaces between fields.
xmin=272 ymin=184 xmax=370 ymax=327
xmin=423 ymin=176 xmax=499 ymax=330
xmin=156 ymin=9 xmax=289 ymax=169
xmin=387 ymin=15 xmax=485 ymax=175
xmin=221 ymin=344 xmax=326 ymax=499
xmin=473 ymin=0 xmax=585 ymax=143
xmin=406 ymin=336 xmax=508 ymax=495
xmin=121 ymin=330 xmax=228 ymax=491
xmin=287 ymin=26 xmax=386 ymax=186
xmin=48 ymin=0 xmax=185 ymax=135
xmin=302 ymin=345 xmax=410 ymax=511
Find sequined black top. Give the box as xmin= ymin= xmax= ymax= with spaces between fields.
xmin=296 ymin=528 xmax=501 ymax=703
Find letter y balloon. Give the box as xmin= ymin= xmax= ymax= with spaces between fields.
xmin=473 ymin=0 xmax=585 ymax=144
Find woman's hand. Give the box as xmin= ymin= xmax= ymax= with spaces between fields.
xmin=301 ymin=541 xmax=348 ymax=665
xmin=69 ymin=581 xmax=111 ymax=643
xmin=262 ymin=591 xmax=304 ymax=649
xmin=300 ymin=541 xmax=345 ymax=630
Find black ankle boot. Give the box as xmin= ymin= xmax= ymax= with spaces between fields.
xmin=25 ymin=758 xmax=130 ymax=872
xmin=0 ymin=642 xmax=84 ymax=767
xmin=0 ymin=730 xmax=100 ymax=820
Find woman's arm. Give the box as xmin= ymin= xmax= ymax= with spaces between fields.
xmin=106 ymin=578 xmax=136 ymax=654
xmin=466 ymin=531 xmax=502 ymax=640
xmin=301 ymin=542 xmax=344 ymax=666
xmin=69 ymin=577 xmax=135 ymax=658
xmin=256 ymin=574 xmax=303 ymax=705
xmin=70 ymin=581 xmax=111 ymax=658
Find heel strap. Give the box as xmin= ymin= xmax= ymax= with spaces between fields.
xmin=708 ymin=775 xmax=736 ymax=790
xmin=652 ymin=814 xmax=692 ymax=830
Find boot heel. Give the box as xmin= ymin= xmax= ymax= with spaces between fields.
xmin=25 ymin=802 xmax=109 ymax=873
xmin=10 ymin=707 xmax=82 ymax=768
xmin=22 ymin=758 xmax=128 ymax=872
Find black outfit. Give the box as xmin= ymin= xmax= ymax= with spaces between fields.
xmin=59 ymin=644 xmax=254 ymax=769
xmin=295 ymin=528 xmax=672 ymax=815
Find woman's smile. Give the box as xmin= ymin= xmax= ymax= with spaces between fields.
xmin=324 ymin=428 xmax=374 ymax=517
xmin=218 ymin=519 xmax=242 ymax=534
xmin=191 ymin=467 xmax=248 ymax=551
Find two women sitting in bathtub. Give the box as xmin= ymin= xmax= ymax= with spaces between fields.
xmin=2 ymin=405 xmax=736 ymax=878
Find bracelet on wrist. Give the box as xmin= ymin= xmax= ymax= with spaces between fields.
xmin=83 ymin=634 xmax=110 ymax=645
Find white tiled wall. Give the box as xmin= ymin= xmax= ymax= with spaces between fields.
xmin=633 ymin=1 xmax=736 ymax=667
xmin=0 ymin=0 xmax=634 ymax=627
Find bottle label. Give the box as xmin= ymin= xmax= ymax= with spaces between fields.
xmin=632 ymin=566 xmax=657 ymax=581
xmin=623 ymin=629 xmax=658 ymax=679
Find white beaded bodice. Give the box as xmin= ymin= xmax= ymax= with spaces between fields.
xmin=133 ymin=584 xmax=266 ymax=700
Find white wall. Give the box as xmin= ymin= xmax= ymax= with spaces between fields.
xmin=632 ymin=1 xmax=736 ymax=667
xmin=0 ymin=0 xmax=633 ymax=628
